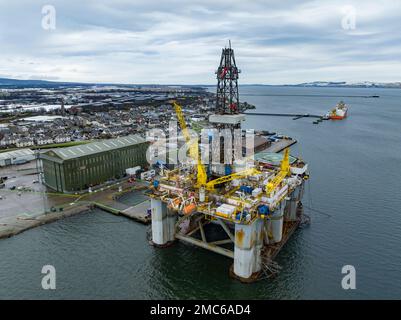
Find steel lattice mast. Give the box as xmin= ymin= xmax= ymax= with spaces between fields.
xmin=215 ymin=41 xmax=240 ymax=114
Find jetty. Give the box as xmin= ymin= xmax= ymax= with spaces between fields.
xmin=244 ymin=112 xmax=324 ymax=119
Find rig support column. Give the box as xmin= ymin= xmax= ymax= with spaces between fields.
xmin=233 ymin=219 xmax=260 ymax=280
xmin=151 ymin=198 xmax=175 ymax=246
xmin=166 ymin=208 xmax=177 ymax=243
xmin=271 ymin=200 xmax=286 ymax=243
xmin=285 ymin=196 xmax=298 ymax=221
xmin=254 ymin=218 xmax=264 ymax=274
xmin=285 ymin=183 xmax=305 ymax=221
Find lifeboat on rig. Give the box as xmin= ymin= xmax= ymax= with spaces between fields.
xmin=328 ymin=101 xmax=348 ymax=120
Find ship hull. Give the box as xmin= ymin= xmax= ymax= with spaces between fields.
xmin=329 ymin=109 xmax=348 ymax=120
xmin=329 ymin=110 xmax=347 ymax=120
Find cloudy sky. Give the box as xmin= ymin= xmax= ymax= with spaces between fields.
xmin=0 ymin=0 xmax=401 ymax=84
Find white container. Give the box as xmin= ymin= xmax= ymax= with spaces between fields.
xmin=199 ymin=187 xmax=205 ymax=202
xmin=126 ymin=166 xmax=141 ymax=176
xmin=252 ymin=187 xmax=262 ymax=197
xmin=226 ymin=198 xmax=241 ymax=206
xmin=140 ymin=169 xmax=156 ymax=180
xmin=216 ymin=204 xmax=236 ymax=217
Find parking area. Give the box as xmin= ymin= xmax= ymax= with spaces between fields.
xmin=0 ymin=161 xmax=76 ymax=220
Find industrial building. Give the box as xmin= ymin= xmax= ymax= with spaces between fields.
xmin=0 ymin=149 xmax=35 ymax=167
xmin=40 ymin=135 xmax=148 ymax=193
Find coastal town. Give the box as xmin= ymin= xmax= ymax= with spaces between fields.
xmin=0 ymin=85 xmax=224 ymax=149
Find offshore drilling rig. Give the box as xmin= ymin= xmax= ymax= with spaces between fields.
xmin=148 ymin=43 xmax=309 ymax=282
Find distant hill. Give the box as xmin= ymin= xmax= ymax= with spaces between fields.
xmin=1 ymin=77 xmax=400 ymax=89
xmin=0 ymin=78 xmax=205 ymax=89
xmin=204 ymin=81 xmax=401 ymax=88
xmin=0 ymin=77 xmax=91 ymax=88
xmin=285 ymin=81 xmax=401 ymax=89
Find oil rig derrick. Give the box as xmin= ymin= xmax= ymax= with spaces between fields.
xmin=210 ymin=42 xmax=245 ymax=174
xmin=216 ymin=40 xmax=240 ymax=115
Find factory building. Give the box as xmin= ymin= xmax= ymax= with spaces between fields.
xmin=0 ymin=149 xmax=35 ymax=167
xmin=40 ymin=135 xmax=148 ymax=193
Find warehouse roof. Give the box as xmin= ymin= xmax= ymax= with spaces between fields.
xmin=0 ymin=148 xmax=35 ymax=161
xmin=42 ymin=135 xmax=146 ymax=161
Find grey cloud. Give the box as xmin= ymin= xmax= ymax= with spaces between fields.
xmin=0 ymin=0 xmax=400 ymax=84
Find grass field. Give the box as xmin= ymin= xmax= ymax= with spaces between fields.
xmin=32 ymin=140 xmax=92 ymax=149
xmin=0 ymin=140 xmax=92 ymax=153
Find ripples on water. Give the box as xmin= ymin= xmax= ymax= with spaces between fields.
xmin=1 ymin=86 xmax=401 ymax=299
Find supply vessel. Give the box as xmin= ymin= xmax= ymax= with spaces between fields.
xmin=328 ymin=101 xmax=348 ymax=120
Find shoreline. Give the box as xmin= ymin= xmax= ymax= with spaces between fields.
xmin=0 ymin=203 xmax=93 ymax=240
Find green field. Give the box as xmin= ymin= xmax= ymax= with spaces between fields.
xmin=0 ymin=140 xmax=92 ymax=153
xmin=32 ymin=140 xmax=92 ymax=149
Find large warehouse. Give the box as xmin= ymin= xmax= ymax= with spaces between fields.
xmin=40 ymin=135 xmax=149 ymax=193
xmin=0 ymin=149 xmax=35 ymax=167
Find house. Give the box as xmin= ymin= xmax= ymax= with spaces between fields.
xmin=54 ymin=135 xmax=71 ymax=144
xmin=0 ymin=135 xmax=18 ymax=147
xmin=36 ymin=137 xmax=54 ymax=145
xmin=16 ymin=138 xmax=34 ymax=148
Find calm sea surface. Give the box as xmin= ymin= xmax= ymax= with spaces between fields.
xmin=1 ymin=86 xmax=400 ymax=299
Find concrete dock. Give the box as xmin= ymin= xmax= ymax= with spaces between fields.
xmin=88 ymin=184 xmax=151 ymax=224
xmin=93 ymin=200 xmax=151 ymax=224
xmin=121 ymin=201 xmax=151 ymax=223
xmin=264 ymin=138 xmax=297 ymax=153
xmin=0 ymin=203 xmax=92 ymax=239
xmin=0 ymin=160 xmax=152 ymax=239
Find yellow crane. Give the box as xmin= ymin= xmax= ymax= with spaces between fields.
xmin=265 ymin=148 xmax=291 ymax=196
xmin=205 ymin=167 xmax=261 ymax=191
xmin=172 ymin=101 xmax=207 ymax=187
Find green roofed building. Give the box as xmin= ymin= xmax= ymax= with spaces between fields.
xmin=40 ymin=135 xmax=149 ymax=193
